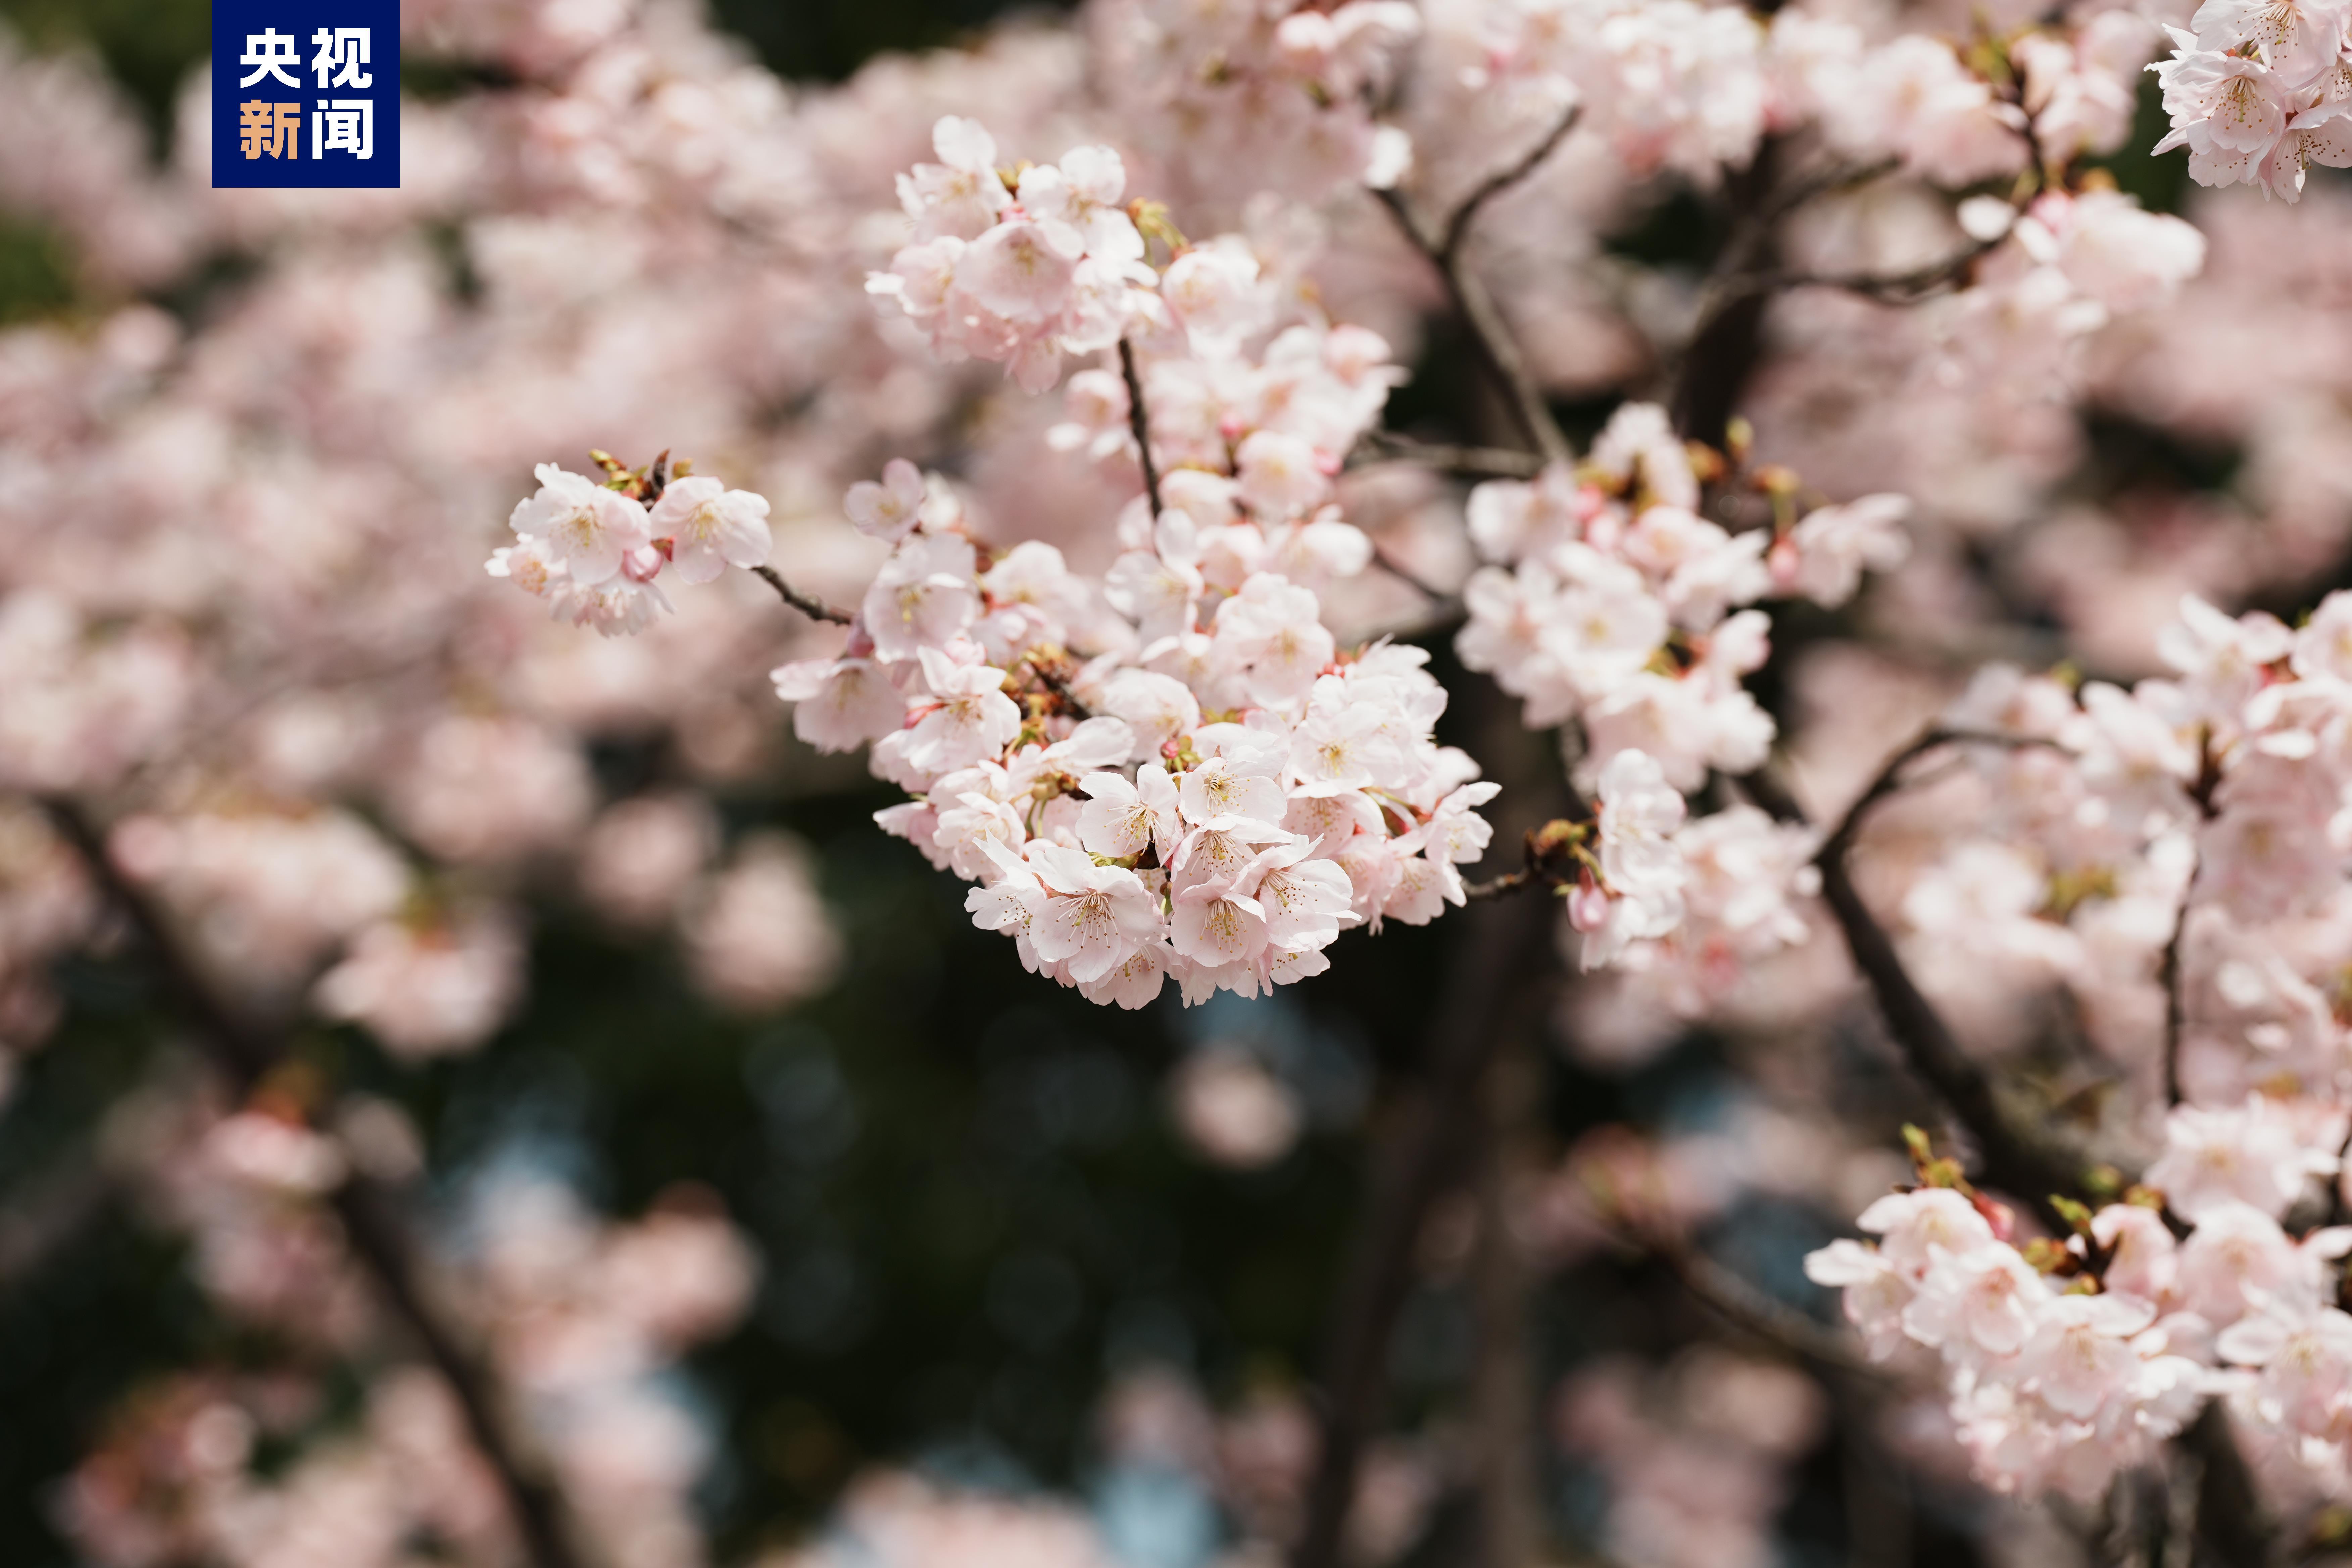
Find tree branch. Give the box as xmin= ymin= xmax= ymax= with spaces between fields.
xmin=1370 ymin=542 xmax=1455 ymax=607
xmin=1437 ymin=105 xmax=1582 ymax=267
xmin=1345 ymin=430 xmax=1546 ymax=481
xmin=1671 ymin=148 xmax=1974 ymax=440
xmin=752 ymin=565 xmax=854 ymax=625
xmin=1119 ymin=336 xmax=1165 ymax=516
xmin=1470 ymin=1040 xmax=1541 ymax=1568
xmin=1745 ymin=736 xmax=2280 ymax=1566
xmin=1736 ymin=735 xmax=2093 ymax=1229
xmin=1721 ymin=238 xmax=2004 ymax=308
xmin=1656 ymin=1236 xmax=1892 ymax=1382
xmin=2160 ymin=889 xmax=2193 ymax=1111
xmin=1672 ymin=137 xmax=1783 ymax=442
xmin=1373 ymin=187 xmax=1572 ymax=466
xmin=1461 ymin=869 xmax=1541 ymax=901
xmin=2164 ymin=735 xmax=2222 ymax=1110
xmin=37 ymin=797 xmax=595 ymax=1568
xmin=2184 ymin=1402 xmax=2273 ymax=1568
xmin=1293 ymin=891 xmax=1557 ymax=1568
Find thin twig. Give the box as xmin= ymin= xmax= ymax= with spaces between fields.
xmin=1807 ymin=729 xmax=2052 ymax=863
xmin=37 ymin=797 xmax=593 ymax=1568
xmin=2163 ymin=733 xmax=2222 ymax=1109
xmin=1461 ymin=868 xmax=1538 ymax=901
xmin=1752 ymin=155 xmax=1900 ymax=230
xmin=2159 ymin=891 xmax=2192 ymax=1112
xmin=1720 ymin=238 xmax=2005 ymax=308
xmin=752 ymin=565 xmax=854 ymax=625
xmin=1345 ymin=430 xmax=1546 ymax=481
xmin=1027 ymin=660 xmax=1095 ymax=722
xmin=1371 ymin=542 xmax=1454 ymax=606
xmin=1372 ymin=190 xmax=1571 ymax=466
xmin=1670 ymin=148 xmax=1938 ymax=440
xmin=1118 ymin=337 xmax=1164 ymax=517
xmin=1437 ymin=104 xmax=1582 ymax=266
xmin=1656 ymin=1237 xmax=1891 ymax=1382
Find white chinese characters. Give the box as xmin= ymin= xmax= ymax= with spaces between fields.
xmin=237 ymin=28 xmax=302 ymax=89
xmin=311 ymin=27 xmax=371 ymax=90
xmin=314 ymin=98 xmax=373 ymax=161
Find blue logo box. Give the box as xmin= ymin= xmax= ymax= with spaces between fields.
xmin=212 ymin=0 xmax=401 ymax=189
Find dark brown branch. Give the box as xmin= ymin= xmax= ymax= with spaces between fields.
xmin=1371 ymin=542 xmax=1454 ymax=607
xmin=1293 ymin=892 xmax=1557 ymax=1568
xmin=1028 ymin=661 xmax=1095 ymax=723
xmin=752 ymin=565 xmax=854 ymax=625
xmin=2184 ymin=1402 xmax=2273 ymax=1568
xmin=1738 ymin=735 xmax=2091 ymax=1230
xmin=2160 ymin=890 xmax=2193 ymax=1111
xmin=38 ymin=798 xmax=593 ymax=1568
xmin=1118 ymin=337 xmax=1165 ymax=517
xmin=1461 ymin=816 xmax=1592 ymax=902
xmin=1373 ymin=189 xmax=1572 ymax=466
xmin=1751 ymin=735 xmax=2271 ymax=1563
xmin=1671 ymin=147 xmax=1955 ymax=440
xmin=2164 ymin=734 xmax=2222 ymax=1109
xmin=1470 ymin=1041 xmax=1541 ymax=1568
xmin=1672 ymin=136 xmax=1783 ymax=442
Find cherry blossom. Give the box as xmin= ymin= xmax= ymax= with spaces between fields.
xmin=19 ymin=0 xmax=2352 ymax=1552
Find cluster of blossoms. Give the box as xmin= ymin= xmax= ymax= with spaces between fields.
xmin=1803 ymin=1098 xmax=2352 ymax=1502
xmin=864 ymin=114 xmax=1418 ymax=405
xmin=1100 ymin=0 xmax=1421 ymax=203
xmin=1861 ymin=591 xmax=2352 ymax=1101
xmin=1805 ymin=1179 xmax=2210 ymax=1501
xmin=865 ymin=119 xmax=1160 ymax=392
xmin=491 ymin=456 xmax=777 ymax=637
xmin=1450 ymin=407 xmax=1871 ymax=977
xmin=1934 ymin=186 xmax=2208 ymax=390
xmin=1453 ymin=0 xmax=2156 ymax=191
xmin=1456 ymin=402 xmax=1908 ymax=786
xmin=1796 ymin=586 xmax=2352 ymax=1499
xmin=1470 ymin=0 xmax=1774 ymax=182
xmin=2151 ymin=0 xmax=2352 ymax=202
xmin=768 ymin=449 xmax=1494 ymax=1008
xmin=16 ymin=0 xmax=2352 ymax=1546
xmin=66 ymin=1088 xmax=756 ymax=1568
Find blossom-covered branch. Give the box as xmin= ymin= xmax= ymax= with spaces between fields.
xmin=36 ymin=797 xmax=596 ymax=1568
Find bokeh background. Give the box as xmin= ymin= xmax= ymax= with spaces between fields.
xmin=0 ymin=1 xmax=2260 ymax=1565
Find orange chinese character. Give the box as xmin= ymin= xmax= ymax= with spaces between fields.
xmin=237 ymin=100 xmax=301 ymax=160
xmin=239 ymin=99 xmax=275 ymax=160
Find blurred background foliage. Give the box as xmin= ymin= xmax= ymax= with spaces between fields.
xmin=0 ymin=2 xmax=2194 ymax=1565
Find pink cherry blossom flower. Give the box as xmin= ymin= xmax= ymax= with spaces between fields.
xmin=508 ymin=464 xmax=651 ymax=587
xmin=646 ymin=476 xmax=771 ymax=584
